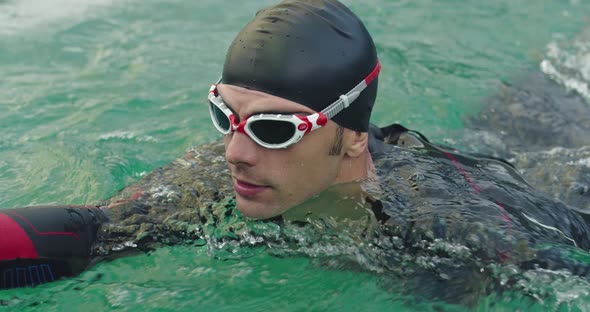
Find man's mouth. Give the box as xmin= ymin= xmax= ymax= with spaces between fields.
xmin=233 ymin=177 xmax=269 ymax=197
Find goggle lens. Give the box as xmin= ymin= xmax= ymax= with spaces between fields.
xmin=249 ymin=119 xmax=296 ymax=145
xmin=209 ymin=101 xmax=231 ymax=132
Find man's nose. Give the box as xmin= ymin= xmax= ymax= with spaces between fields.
xmin=224 ymin=131 xmax=260 ymax=167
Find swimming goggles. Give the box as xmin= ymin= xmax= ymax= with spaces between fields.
xmin=207 ymin=61 xmax=381 ymax=149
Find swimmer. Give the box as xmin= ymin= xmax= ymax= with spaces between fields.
xmin=2 ymin=1 xmax=590 ymax=301
xmin=211 ymin=0 xmax=380 ymax=219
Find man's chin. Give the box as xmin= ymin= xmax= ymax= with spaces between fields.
xmin=235 ymin=195 xmax=283 ymax=220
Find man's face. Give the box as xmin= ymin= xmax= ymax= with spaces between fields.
xmin=217 ymin=84 xmax=345 ymax=219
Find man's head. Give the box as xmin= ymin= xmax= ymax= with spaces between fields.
xmin=208 ymin=0 xmax=379 ymax=219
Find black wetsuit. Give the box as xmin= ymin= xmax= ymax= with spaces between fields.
xmin=2 ymin=123 xmax=590 ymax=290
xmin=368 ymin=124 xmax=590 ymax=285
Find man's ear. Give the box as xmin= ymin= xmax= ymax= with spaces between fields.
xmin=344 ymin=130 xmax=369 ymax=158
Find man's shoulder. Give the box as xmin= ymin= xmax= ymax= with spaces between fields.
xmin=369 ymin=123 xmax=515 ymax=169
xmin=369 ymin=123 xmax=428 ymax=155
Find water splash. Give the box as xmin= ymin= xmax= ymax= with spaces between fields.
xmin=541 ymin=28 xmax=590 ymax=102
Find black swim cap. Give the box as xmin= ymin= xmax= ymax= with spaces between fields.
xmin=222 ymin=0 xmax=379 ymax=132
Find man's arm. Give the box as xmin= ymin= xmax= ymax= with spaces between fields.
xmin=0 ymin=205 xmax=107 ymax=289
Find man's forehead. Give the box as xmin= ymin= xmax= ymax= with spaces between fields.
xmin=217 ymin=84 xmax=315 ymax=115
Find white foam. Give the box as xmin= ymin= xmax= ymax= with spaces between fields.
xmin=542 ymin=146 xmax=569 ymax=156
xmin=541 ymin=29 xmax=590 ymax=102
xmin=566 ymin=157 xmax=590 ymax=167
xmin=541 ymin=59 xmax=590 ymax=101
xmin=149 ymin=185 xmax=180 ymax=202
xmin=98 ymin=131 xmax=157 ymax=142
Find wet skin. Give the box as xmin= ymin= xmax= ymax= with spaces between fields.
xmin=217 ymin=84 xmax=371 ymax=219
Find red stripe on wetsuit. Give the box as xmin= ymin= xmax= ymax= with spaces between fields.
xmin=0 ymin=213 xmax=38 ymax=261
xmin=441 ymin=150 xmax=513 ymax=262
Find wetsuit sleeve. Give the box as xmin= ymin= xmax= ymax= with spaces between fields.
xmin=0 ymin=205 xmax=108 ymax=289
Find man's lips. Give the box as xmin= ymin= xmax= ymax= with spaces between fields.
xmin=233 ymin=177 xmax=269 ymax=197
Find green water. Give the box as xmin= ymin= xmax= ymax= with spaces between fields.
xmin=1 ymin=0 xmax=590 ymax=310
